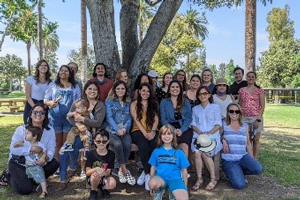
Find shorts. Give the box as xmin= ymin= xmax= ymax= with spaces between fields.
xmin=87 ymin=176 xmax=106 ymax=188
xmin=176 ymin=128 xmax=193 ymax=146
xmin=50 ymin=115 xmax=72 ymax=134
xmin=157 ymin=175 xmax=187 ymax=193
xmin=243 ymin=117 xmax=263 ymax=137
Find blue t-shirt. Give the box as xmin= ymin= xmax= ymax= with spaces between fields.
xmin=148 ymin=146 xmax=190 ymax=181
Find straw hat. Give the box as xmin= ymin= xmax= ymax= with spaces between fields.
xmin=215 ymin=78 xmax=228 ymax=85
xmin=193 ymin=134 xmax=216 ymax=153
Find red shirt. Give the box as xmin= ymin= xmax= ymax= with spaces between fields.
xmin=90 ymin=77 xmax=113 ymax=102
xmin=239 ymin=87 xmax=264 ymax=117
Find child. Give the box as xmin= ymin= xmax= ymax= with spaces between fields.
xmin=86 ymin=131 xmax=116 ymax=200
xmin=13 ymin=126 xmax=48 ymax=198
xmin=61 ymin=99 xmax=93 ymax=153
xmin=148 ymin=125 xmax=189 ymax=200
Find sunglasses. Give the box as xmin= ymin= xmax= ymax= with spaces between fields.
xmin=229 ymin=110 xmax=241 ymax=114
xmin=95 ymin=140 xmax=108 ymax=144
xmin=32 ymin=111 xmax=46 ymax=115
xmin=199 ymin=92 xmax=210 ymax=96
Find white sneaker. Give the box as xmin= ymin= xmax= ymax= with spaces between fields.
xmin=118 ymin=170 xmax=127 ymax=184
xmin=137 ymin=171 xmax=145 ymax=186
xmin=144 ymin=174 xmax=150 ymax=191
xmin=125 ymin=170 xmax=136 ymax=186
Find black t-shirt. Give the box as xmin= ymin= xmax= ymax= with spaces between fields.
xmin=86 ymin=149 xmax=115 ymax=171
xmin=229 ymin=80 xmax=248 ymax=96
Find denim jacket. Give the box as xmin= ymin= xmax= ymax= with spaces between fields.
xmin=160 ymin=98 xmax=192 ymax=133
xmin=105 ymin=98 xmax=132 ymax=134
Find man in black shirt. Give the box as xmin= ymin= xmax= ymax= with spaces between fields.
xmin=229 ymin=67 xmax=248 ymax=102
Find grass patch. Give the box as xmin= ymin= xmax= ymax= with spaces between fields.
xmin=0 ymin=91 xmax=25 ymax=99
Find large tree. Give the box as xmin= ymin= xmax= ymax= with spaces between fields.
xmin=81 ymin=0 xmax=87 ymax=84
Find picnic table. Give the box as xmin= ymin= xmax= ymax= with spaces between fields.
xmin=0 ymin=98 xmax=26 ymax=113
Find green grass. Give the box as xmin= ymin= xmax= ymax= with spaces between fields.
xmin=0 ymin=91 xmax=25 ymax=99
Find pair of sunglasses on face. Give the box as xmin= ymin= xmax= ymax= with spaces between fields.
xmin=95 ymin=140 xmax=108 ymax=144
xmin=229 ymin=110 xmax=241 ymax=114
xmin=32 ymin=111 xmax=46 ymax=115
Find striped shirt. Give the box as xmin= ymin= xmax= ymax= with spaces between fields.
xmin=222 ymin=123 xmax=248 ymax=161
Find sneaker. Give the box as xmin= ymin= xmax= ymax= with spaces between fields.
xmin=53 ymin=168 xmax=60 ymax=177
xmin=39 ymin=191 xmax=48 ymax=198
xmin=80 ymin=170 xmax=86 ymax=179
xmin=125 ymin=171 xmax=136 ymax=186
xmin=144 ymin=174 xmax=150 ymax=191
xmin=100 ymin=187 xmax=111 ymax=199
xmin=153 ymin=188 xmax=164 ymax=200
xmin=63 ymin=144 xmax=74 ymax=152
xmin=137 ymin=171 xmax=145 ymax=186
xmin=89 ymin=190 xmax=98 ymax=200
xmin=118 ymin=171 xmax=126 ymax=184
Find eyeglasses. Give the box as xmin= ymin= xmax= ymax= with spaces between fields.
xmin=32 ymin=111 xmax=46 ymax=115
xmin=217 ymin=84 xmax=227 ymax=87
xmin=95 ymin=140 xmax=108 ymax=144
xmin=229 ymin=110 xmax=241 ymax=114
xmin=177 ymin=73 xmax=185 ymax=77
xmin=199 ymin=92 xmax=210 ymax=96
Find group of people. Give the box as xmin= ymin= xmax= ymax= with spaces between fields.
xmin=0 ymin=60 xmax=265 ymax=200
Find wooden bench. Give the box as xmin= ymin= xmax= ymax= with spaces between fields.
xmin=9 ymin=106 xmax=20 ymax=113
xmin=0 ymin=98 xmax=26 ymax=113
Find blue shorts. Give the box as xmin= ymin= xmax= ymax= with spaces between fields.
xmin=50 ymin=115 xmax=72 ymax=134
xmin=158 ymin=176 xmax=187 ymax=193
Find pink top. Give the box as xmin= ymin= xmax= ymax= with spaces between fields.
xmin=239 ymin=87 xmax=264 ymax=117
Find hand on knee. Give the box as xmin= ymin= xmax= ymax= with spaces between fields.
xmin=148 ymin=180 xmax=160 ymax=190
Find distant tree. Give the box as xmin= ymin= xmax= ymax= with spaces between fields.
xmin=208 ymin=64 xmax=218 ymax=79
xmin=216 ymin=63 xmax=226 ymax=79
xmin=226 ymin=59 xmax=235 ymax=85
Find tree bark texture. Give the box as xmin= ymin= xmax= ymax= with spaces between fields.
xmin=245 ymin=0 xmax=256 ymax=73
xmin=129 ymin=0 xmax=183 ymax=79
xmin=26 ymin=41 xmax=31 ymax=76
xmin=81 ymin=0 xmax=88 ymax=84
xmin=120 ymin=0 xmax=139 ymax=69
xmin=86 ymin=0 xmax=120 ymax=78
xmin=38 ymin=0 xmax=43 ymax=59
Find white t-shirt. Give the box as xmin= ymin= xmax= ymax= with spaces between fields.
xmin=213 ymin=94 xmax=233 ymax=119
xmin=25 ymin=142 xmax=46 ymax=164
xmin=26 ymin=76 xmax=53 ymax=100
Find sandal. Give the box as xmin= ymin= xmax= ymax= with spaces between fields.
xmin=205 ymin=179 xmax=217 ymax=191
xmin=192 ymin=178 xmax=203 ymax=191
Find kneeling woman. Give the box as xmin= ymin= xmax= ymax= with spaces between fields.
xmin=222 ymin=103 xmax=263 ymax=189
xmin=86 ymin=131 xmax=116 ymax=199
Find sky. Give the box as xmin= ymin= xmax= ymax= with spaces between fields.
xmin=0 ymin=0 xmax=299 ymax=70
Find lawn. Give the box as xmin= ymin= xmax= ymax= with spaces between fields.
xmin=0 ymin=104 xmax=299 ymax=199
xmin=0 ymin=91 xmax=25 ymax=99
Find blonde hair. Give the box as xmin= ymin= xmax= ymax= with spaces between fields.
xmin=115 ymin=69 xmax=130 ymax=87
xmin=225 ymin=103 xmax=243 ymax=126
xmin=157 ymin=125 xmax=178 ymax=149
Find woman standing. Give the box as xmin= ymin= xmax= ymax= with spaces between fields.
xmin=212 ymin=78 xmax=235 ymax=120
xmin=201 ymin=68 xmax=215 ymax=93
xmin=191 ymin=86 xmax=222 ymax=191
xmin=173 ymin=70 xmax=189 ymax=91
xmin=132 ymin=73 xmax=153 ymax=100
xmin=184 ymin=74 xmax=201 ymax=108
xmin=105 ymin=81 xmax=136 ymax=186
xmin=239 ymin=71 xmax=265 ymax=158
xmin=58 ymin=80 xmax=106 ymax=188
xmin=155 ymin=72 xmax=172 ymax=104
xmin=8 ymin=104 xmax=58 ymax=195
xmin=130 ymin=83 xmax=159 ymax=191
xmin=44 ymin=65 xmax=81 ymax=160
xmin=24 ymin=59 xmax=52 ymax=124
xmin=160 ymin=80 xmax=193 ymax=157
xmin=222 ymin=103 xmax=263 ymax=189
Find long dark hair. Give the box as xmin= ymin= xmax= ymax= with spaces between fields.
xmin=174 ymin=70 xmax=188 ymax=91
xmin=55 ymin=65 xmax=76 ymax=87
xmin=162 ymin=72 xmax=173 ymax=88
xmin=83 ymin=80 xmax=101 ymax=101
xmin=134 ymin=73 xmax=153 ymax=91
xmin=167 ymin=80 xmax=184 ymax=112
xmin=196 ymin=86 xmax=213 ymax=103
xmin=92 ymin=63 xmax=108 ymax=78
xmin=34 ymin=59 xmax=52 ymax=84
xmin=136 ymin=83 xmax=159 ymax=130
xmin=110 ymin=80 xmax=129 ymax=102
xmin=246 ymin=71 xmax=261 ymax=89
xmin=27 ymin=103 xmax=50 ymax=130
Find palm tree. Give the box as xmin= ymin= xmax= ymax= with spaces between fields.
xmin=183 ymin=8 xmax=208 ymax=40
xmin=35 ymin=22 xmax=59 ymax=59
xmin=138 ymin=0 xmax=156 ymax=43
xmin=37 ymin=0 xmax=43 ymax=59
xmin=235 ymin=0 xmax=272 ymax=74
xmin=81 ymin=0 xmax=87 ymax=84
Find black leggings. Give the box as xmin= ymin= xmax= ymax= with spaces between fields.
xmin=8 ymin=158 xmax=59 ymax=195
xmin=131 ymin=130 xmax=158 ymax=174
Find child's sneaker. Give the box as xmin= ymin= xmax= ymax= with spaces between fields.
xmin=63 ymin=144 xmax=74 ymax=152
xmin=80 ymin=170 xmax=86 ymax=179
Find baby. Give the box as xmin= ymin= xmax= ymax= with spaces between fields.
xmin=13 ymin=126 xmax=48 ymax=198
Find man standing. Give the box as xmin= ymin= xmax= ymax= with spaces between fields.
xmin=229 ymin=67 xmax=247 ymax=102
xmin=90 ymin=63 xmax=113 ymax=102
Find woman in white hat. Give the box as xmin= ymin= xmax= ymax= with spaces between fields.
xmin=190 ymin=86 xmax=222 ymax=191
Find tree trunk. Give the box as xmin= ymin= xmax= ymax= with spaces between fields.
xmin=245 ymin=0 xmax=256 ymax=74
xmin=129 ymin=0 xmax=183 ymax=78
xmin=86 ymin=0 xmax=120 ymax=78
xmin=26 ymin=41 xmax=31 ymax=76
xmin=120 ymin=0 xmax=139 ymax=69
xmin=81 ymin=0 xmax=88 ymax=84
xmin=37 ymin=0 xmax=43 ymax=59
xmin=0 ymin=12 xmax=13 ymax=51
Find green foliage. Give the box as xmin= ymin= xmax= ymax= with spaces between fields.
xmin=291 ymin=74 xmax=300 ymax=88
xmin=68 ymin=44 xmax=96 ymax=78
xmin=208 ymin=60 xmax=237 ymax=84
xmin=225 ymin=59 xmax=235 ymax=85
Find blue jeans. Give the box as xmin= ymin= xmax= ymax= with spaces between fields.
xmin=59 ymin=136 xmax=83 ymax=182
xmin=222 ymin=154 xmax=263 ymax=189
xmin=109 ymin=133 xmax=132 ymax=165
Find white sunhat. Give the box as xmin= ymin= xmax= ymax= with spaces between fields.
xmin=148 ymin=70 xmax=158 ymax=78
xmin=193 ymin=134 xmax=216 ymax=153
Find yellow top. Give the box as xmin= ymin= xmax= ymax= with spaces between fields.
xmin=132 ymin=110 xmax=150 ymax=132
